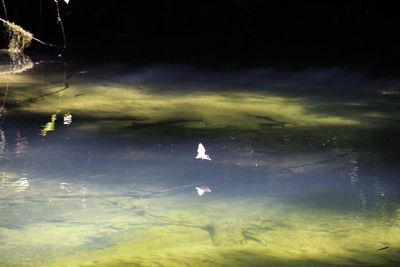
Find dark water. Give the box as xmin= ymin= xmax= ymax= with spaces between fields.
xmin=0 ymin=56 xmax=400 ymax=266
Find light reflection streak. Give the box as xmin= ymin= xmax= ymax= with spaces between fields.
xmin=0 ymin=128 xmax=6 ymax=159
xmin=0 ymin=51 xmax=33 ymax=75
xmin=63 ymin=113 xmax=72 ymax=125
xmin=348 ymin=155 xmax=359 ymax=184
xmin=0 ymin=129 xmax=29 ymax=160
xmin=40 ymin=113 xmax=57 ymax=136
xmin=0 ymin=174 xmax=30 ymax=193
xmin=12 ymin=177 xmax=29 ymax=192
xmin=80 ymin=182 xmax=88 ymax=209
xmin=59 ymin=182 xmax=72 ymax=193
xmin=347 ymin=153 xmax=367 ymax=218
xmin=15 ymin=132 xmax=28 ymax=158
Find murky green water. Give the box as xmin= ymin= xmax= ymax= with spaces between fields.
xmin=1 ymin=58 xmax=400 ymax=266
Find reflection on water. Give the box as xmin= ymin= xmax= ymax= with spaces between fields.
xmin=0 ymin=61 xmax=400 ymax=266
xmin=41 ymin=114 xmax=57 ymax=136
xmin=0 ymin=51 xmax=33 ymax=75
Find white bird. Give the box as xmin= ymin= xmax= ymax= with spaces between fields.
xmin=196 ymin=143 xmax=212 ymax=160
xmin=195 ymin=186 xmax=212 ymax=196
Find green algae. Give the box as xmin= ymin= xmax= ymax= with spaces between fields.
xmin=1 ymin=185 xmax=399 ymax=266
xmin=3 ymin=77 xmax=359 ymax=136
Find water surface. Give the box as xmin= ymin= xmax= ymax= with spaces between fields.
xmin=1 ymin=59 xmax=400 ymax=266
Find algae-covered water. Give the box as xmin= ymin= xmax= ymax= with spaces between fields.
xmin=1 ymin=60 xmax=400 ymax=266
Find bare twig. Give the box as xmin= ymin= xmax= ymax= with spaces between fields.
xmin=0 ymin=17 xmax=65 ymax=49
xmin=1 ymin=0 xmax=6 ymax=20
xmin=53 ymin=0 xmax=67 ymax=52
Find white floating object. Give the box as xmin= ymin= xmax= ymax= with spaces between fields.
xmin=63 ymin=114 xmax=72 ymax=125
xmin=196 ymin=143 xmax=211 ymax=160
xmin=195 ymin=186 xmax=212 ymax=196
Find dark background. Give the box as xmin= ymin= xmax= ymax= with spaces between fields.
xmin=2 ymin=0 xmax=400 ymax=69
